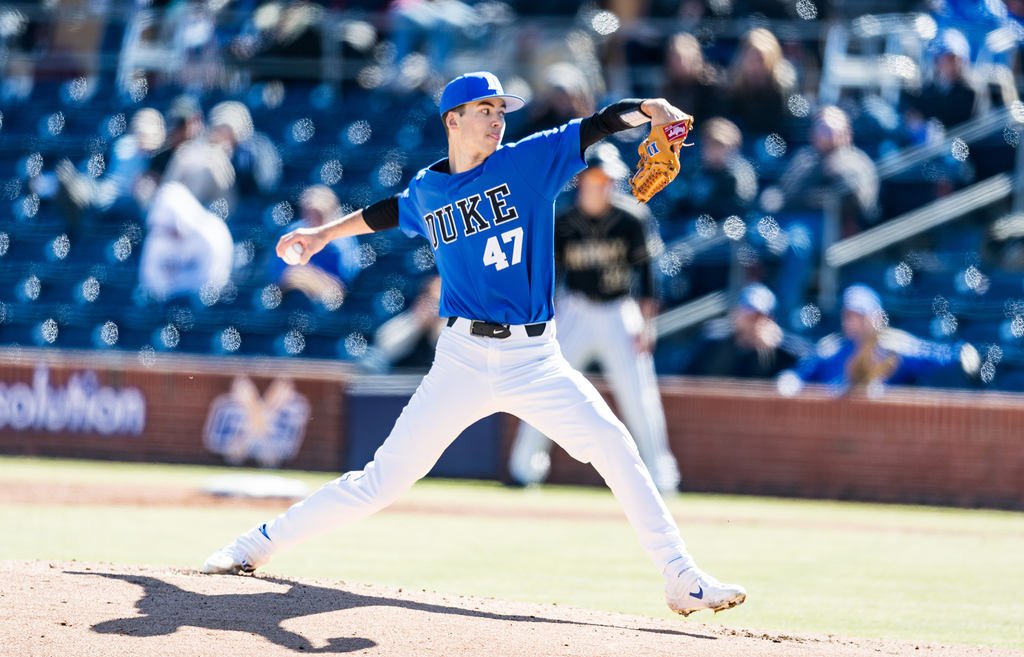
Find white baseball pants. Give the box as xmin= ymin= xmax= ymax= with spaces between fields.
xmin=254 ymin=318 xmax=695 ymax=577
xmin=508 ymin=294 xmax=681 ymax=492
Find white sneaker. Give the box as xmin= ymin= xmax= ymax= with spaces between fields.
xmin=202 ymin=525 xmax=273 ymax=575
xmin=665 ymin=567 xmax=746 ymax=617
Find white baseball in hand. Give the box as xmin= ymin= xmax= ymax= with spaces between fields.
xmin=283 ymin=243 xmax=305 ymax=265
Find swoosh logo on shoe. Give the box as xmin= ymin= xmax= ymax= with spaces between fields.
xmin=689 ymin=585 xmax=704 ymax=600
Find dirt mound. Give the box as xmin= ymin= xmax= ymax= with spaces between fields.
xmin=3 ymin=560 xmax=1019 ymax=657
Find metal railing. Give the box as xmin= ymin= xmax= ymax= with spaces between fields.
xmin=825 ymin=172 xmax=1015 ymax=268
xmin=654 ymin=290 xmax=730 ymax=339
xmin=816 ymin=106 xmax=1024 ymax=309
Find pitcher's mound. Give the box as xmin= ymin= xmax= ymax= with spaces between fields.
xmin=3 ymin=560 xmax=1016 ymax=656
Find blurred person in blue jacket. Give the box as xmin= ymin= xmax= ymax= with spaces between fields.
xmin=267 ymin=185 xmax=362 ymax=309
xmin=48 ymin=108 xmax=167 ymax=228
xmin=777 ymin=284 xmax=980 ymax=397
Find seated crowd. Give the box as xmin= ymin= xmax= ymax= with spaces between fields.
xmin=0 ymin=1 xmax=1022 ymax=391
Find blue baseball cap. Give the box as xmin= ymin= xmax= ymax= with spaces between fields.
xmin=931 ymin=28 xmax=970 ymax=62
xmin=843 ymin=284 xmax=883 ymax=316
xmin=439 ymin=71 xmax=525 ymax=117
xmin=735 ymin=283 xmax=777 ymax=316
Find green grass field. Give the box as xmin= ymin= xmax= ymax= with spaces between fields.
xmin=2 ymin=455 xmax=1023 ymax=649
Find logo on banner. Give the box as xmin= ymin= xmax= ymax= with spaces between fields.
xmin=0 ymin=366 xmax=145 ymax=435
xmin=202 ymin=376 xmax=311 ymax=468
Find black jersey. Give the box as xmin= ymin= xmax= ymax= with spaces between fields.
xmin=555 ymin=197 xmax=658 ymax=302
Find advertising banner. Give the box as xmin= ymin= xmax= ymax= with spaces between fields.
xmin=0 ymin=349 xmax=349 ymax=472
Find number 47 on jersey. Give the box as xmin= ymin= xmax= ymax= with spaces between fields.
xmin=483 ymin=227 xmax=523 ymax=270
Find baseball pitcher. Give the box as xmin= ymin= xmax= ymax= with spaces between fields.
xmin=204 ymin=71 xmax=745 ymax=617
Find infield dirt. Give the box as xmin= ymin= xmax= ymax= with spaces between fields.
xmin=4 ymin=559 xmax=1021 ymax=657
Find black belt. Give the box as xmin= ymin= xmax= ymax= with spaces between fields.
xmin=447 ymin=316 xmax=546 ymax=338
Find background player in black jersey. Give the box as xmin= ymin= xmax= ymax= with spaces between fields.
xmin=508 ymin=143 xmax=681 ymax=493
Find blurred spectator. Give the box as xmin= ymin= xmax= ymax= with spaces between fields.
xmin=761 ymin=105 xmax=879 ymax=326
xmin=388 ymin=0 xmax=479 ymax=71
xmin=930 ymin=0 xmax=1007 ymax=32
xmin=269 ymin=185 xmax=362 ymax=309
xmin=230 ymin=1 xmax=324 ymax=78
xmin=138 ymin=181 xmax=235 ymax=303
xmin=164 ymin=101 xmax=253 ymax=213
xmin=768 ymin=106 xmax=878 ymax=224
xmin=900 ymin=28 xmax=977 ymax=143
xmin=358 ymin=276 xmax=445 ymax=372
xmin=149 ymin=95 xmax=205 ymax=180
xmin=777 ymin=284 xmax=980 ymax=396
xmin=49 ymin=108 xmax=166 ymax=227
xmin=661 ymin=33 xmax=718 ymax=124
xmin=659 ymin=117 xmax=756 ymax=302
xmin=683 ymin=283 xmax=809 ymax=378
xmin=163 ymin=0 xmax=223 ymax=91
xmin=93 ymin=108 xmax=167 ymax=212
xmin=518 ymin=63 xmax=596 ymax=138
xmin=668 ymin=117 xmax=757 ymax=240
xmin=712 ymin=28 xmax=795 ymax=141
xmin=264 ymin=1 xmax=323 ymax=60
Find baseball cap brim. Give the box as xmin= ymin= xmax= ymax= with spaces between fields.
xmin=444 ymin=94 xmax=525 ymax=115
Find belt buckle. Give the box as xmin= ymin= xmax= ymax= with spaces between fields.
xmin=470 ymin=320 xmax=511 ymax=339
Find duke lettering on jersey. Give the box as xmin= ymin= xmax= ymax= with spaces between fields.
xmin=397 ymin=121 xmax=586 ymax=325
xmin=456 ymin=195 xmax=489 ymax=235
xmin=423 ymin=185 xmax=519 ymax=249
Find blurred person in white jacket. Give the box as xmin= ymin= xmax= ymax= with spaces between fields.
xmin=139 ymin=181 xmax=234 ymax=303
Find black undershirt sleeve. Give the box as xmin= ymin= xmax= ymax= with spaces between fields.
xmin=578 ymin=99 xmax=651 ymax=155
xmin=362 ymin=194 xmax=401 ymax=232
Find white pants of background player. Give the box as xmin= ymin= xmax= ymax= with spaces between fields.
xmin=250 ymin=318 xmax=695 ymax=578
xmin=509 ymin=293 xmax=681 ymax=492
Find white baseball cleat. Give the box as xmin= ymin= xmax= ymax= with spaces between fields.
xmin=665 ymin=567 xmax=747 ymax=617
xmin=202 ymin=526 xmax=272 ymax=575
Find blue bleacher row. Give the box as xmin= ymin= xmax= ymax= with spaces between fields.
xmin=0 ymin=78 xmax=456 ymax=360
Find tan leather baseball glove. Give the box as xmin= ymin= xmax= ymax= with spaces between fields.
xmin=630 ymin=117 xmax=693 ymax=204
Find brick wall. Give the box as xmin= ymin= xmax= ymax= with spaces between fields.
xmin=4 ymin=349 xmax=1023 ymax=509
xmin=515 ymin=376 xmax=1024 ymax=509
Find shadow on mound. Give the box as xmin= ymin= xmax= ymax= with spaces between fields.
xmin=68 ymin=571 xmax=716 ymax=653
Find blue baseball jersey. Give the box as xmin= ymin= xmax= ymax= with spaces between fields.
xmin=397 ymin=120 xmax=586 ymax=324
